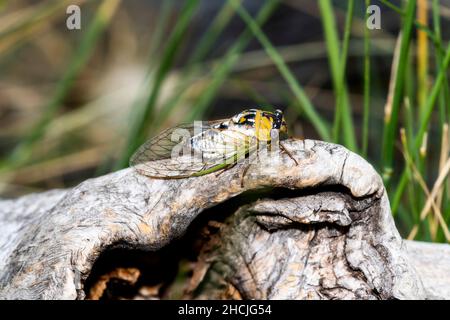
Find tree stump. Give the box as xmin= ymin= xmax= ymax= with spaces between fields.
xmin=0 ymin=139 xmax=448 ymax=299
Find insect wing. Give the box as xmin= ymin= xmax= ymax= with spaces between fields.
xmin=130 ymin=121 xmax=248 ymax=178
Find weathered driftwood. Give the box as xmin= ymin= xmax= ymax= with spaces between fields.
xmin=0 ymin=139 xmax=447 ymax=299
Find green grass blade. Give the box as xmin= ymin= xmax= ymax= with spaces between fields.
xmin=233 ymin=0 xmax=330 ymax=141
xmin=1 ymin=0 xmax=121 ymax=169
xmin=336 ymin=0 xmax=355 ymax=149
xmin=318 ymin=0 xmax=356 ymax=150
xmin=381 ymin=0 xmax=416 ymax=185
xmin=379 ymin=0 xmax=404 ymax=14
xmin=362 ymin=0 xmax=371 ymax=156
xmin=404 ymin=98 xmax=415 ymax=153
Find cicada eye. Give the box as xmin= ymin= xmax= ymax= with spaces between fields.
xmin=273 ymin=109 xmax=283 ymax=129
xmin=218 ymin=122 xmax=229 ymax=129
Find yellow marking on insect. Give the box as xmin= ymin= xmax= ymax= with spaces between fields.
xmin=239 ymin=117 xmax=246 ymax=123
xmin=254 ymin=110 xmax=272 ymax=141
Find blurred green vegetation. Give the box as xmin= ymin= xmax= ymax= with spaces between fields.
xmin=0 ymin=0 xmax=449 ymax=243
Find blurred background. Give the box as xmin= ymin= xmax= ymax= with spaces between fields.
xmin=0 ymin=0 xmax=449 ymax=243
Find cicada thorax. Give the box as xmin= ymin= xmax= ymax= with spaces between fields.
xmin=253 ymin=109 xmax=274 ymax=142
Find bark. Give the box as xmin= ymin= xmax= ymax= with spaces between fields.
xmin=0 ymin=139 xmax=446 ymax=300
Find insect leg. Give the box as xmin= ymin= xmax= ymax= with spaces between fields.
xmin=279 ymin=142 xmax=299 ymax=166
xmin=240 ymin=162 xmax=252 ymax=188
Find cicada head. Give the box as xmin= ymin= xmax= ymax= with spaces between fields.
xmin=273 ymin=109 xmax=288 ymax=139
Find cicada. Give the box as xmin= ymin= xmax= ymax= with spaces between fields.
xmin=130 ymin=109 xmax=296 ymax=180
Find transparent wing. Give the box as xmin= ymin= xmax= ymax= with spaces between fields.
xmin=130 ymin=122 xmax=206 ymax=162
xmin=130 ymin=121 xmax=250 ymax=178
